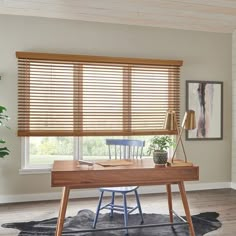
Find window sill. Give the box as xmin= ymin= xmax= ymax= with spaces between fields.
xmin=19 ymin=168 xmax=51 ymax=175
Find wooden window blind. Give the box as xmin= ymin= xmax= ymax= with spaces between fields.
xmin=17 ymin=52 xmax=182 ymax=137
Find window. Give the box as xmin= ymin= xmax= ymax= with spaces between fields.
xmin=24 ymin=136 xmax=111 ymax=169
xmin=17 ymin=52 xmax=182 ymax=169
xmin=24 ymin=135 xmax=167 ymax=169
xmin=26 ymin=137 xmax=74 ymax=167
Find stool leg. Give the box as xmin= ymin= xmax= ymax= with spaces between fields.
xmin=110 ymin=192 xmax=115 ymax=218
xmin=123 ymin=193 xmax=129 ymax=235
xmin=93 ymin=191 xmax=104 ymax=228
xmin=134 ymin=189 xmax=144 ymax=224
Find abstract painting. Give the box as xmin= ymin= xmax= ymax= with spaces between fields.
xmin=186 ymin=81 xmax=223 ymax=140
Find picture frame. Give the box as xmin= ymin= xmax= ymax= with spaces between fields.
xmin=186 ymin=80 xmax=223 ymax=140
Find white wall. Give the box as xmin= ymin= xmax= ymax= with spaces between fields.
xmin=232 ymin=30 xmax=236 ymax=185
xmin=0 ymin=14 xmax=232 ymax=203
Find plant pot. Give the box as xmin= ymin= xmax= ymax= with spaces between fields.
xmin=153 ymin=150 xmax=168 ymax=165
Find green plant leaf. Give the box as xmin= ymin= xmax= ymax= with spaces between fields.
xmin=0 ymin=105 xmax=10 ymax=158
xmin=0 ymin=106 xmax=7 ymax=113
xmin=147 ymin=135 xmax=175 ymax=155
xmin=0 ymin=147 xmax=10 ymax=158
xmin=0 ymin=139 xmax=6 ymax=144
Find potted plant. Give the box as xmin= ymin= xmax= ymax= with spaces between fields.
xmin=0 ymin=105 xmax=10 ymax=158
xmin=147 ymin=135 xmax=174 ymax=165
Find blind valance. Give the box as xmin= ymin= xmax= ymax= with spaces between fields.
xmin=17 ymin=52 xmax=182 ymax=136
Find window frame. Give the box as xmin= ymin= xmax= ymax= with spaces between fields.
xmin=20 ymin=137 xmax=80 ymax=173
xmin=17 ymin=52 xmax=181 ymax=173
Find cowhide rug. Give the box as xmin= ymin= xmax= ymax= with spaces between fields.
xmin=1 ymin=209 xmax=222 ymax=236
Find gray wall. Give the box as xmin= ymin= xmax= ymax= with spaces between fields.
xmin=0 ymin=14 xmax=232 ymax=201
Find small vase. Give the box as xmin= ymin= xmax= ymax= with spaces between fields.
xmin=153 ymin=150 xmax=168 ymax=165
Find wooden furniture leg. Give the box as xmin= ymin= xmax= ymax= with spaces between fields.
xmin=166 ymin=184 xmax=173 ymax=223
xmin=55 ymin=187 xmax=70 ymax=236
xmin=178 ymin=181 xmax=195 ymax=236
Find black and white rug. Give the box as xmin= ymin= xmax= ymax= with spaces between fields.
xmin=1 ymin=209 xmax=222 ymax=236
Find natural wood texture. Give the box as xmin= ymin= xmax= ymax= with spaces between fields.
xmin=55 ymin=187 xmax=70 ymax=236
xmin=1 ymin=189 xmax=236 ymax=236
xmin=17 ymin=129 xmax=179 ymax=137
xmin=17 ymin=52 xmax=181 ymax=137
xmin=178 ymin=181 xmax=195 ymax=236
xmin=16 ymin=51 xmax=183 ymax=66
xmin=51 ymin=159 xmax=199 ymax=235
xmin=2 ymin=1 xmax=236 ymax=33
xmin=95 ymin=159 xmax=134 ymax=167
xmin=166 ymin=184 xmax=173 ymax=223
xmin=167 ymin=160 xmax=193 ymax=167
xmin=51 ymin=159 xmax=199 ymax=188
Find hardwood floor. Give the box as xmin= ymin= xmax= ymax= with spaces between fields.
xmin=0 ymin=188 xmax=236 ymax=235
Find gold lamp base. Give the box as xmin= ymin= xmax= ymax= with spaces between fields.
xmin=167 ymin=159 xmax=193 ymax=167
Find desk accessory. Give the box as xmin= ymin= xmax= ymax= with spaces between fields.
xmin=78 ymin=160 xmax=94 ymax=166
xmin=96 ymin=159 xmax=133 ymax=167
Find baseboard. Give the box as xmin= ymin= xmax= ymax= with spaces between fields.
xmin=231 ymin=182 xmax=236 ymax=189
xmin=138 ymin=182 xmax=231 ymax=194
xmin=0 ymin=182 xmax=231 ymax=204
xmin=0 ymin=189 xmax=99 ymax=204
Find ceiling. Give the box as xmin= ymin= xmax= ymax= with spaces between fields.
xmin=1 ymin=0 xmax=236 ymax=33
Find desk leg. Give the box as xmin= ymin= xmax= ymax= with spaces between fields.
xmin=55 ymin=187 xmax=70 ymax=236
xmin=166 ymin=184 xmax=173 ymax=223
xmin=178 ymin=181 xmax=195 ymax=236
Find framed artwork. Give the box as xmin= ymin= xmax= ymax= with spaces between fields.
xmin=186 ymin=80 xmax=223 ymax=140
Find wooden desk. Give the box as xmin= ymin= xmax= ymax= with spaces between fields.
xmin=51 ymin=159 xmax=199 ymax=236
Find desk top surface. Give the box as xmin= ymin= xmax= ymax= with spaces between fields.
xmin=52 ymin=158 xmax=197 ymax=171
xmin=51 ymin=159 xmax=199 ymax=188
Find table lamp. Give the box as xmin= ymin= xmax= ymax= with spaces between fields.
xmin=163 ymin=110 xmax=196 ymax=166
